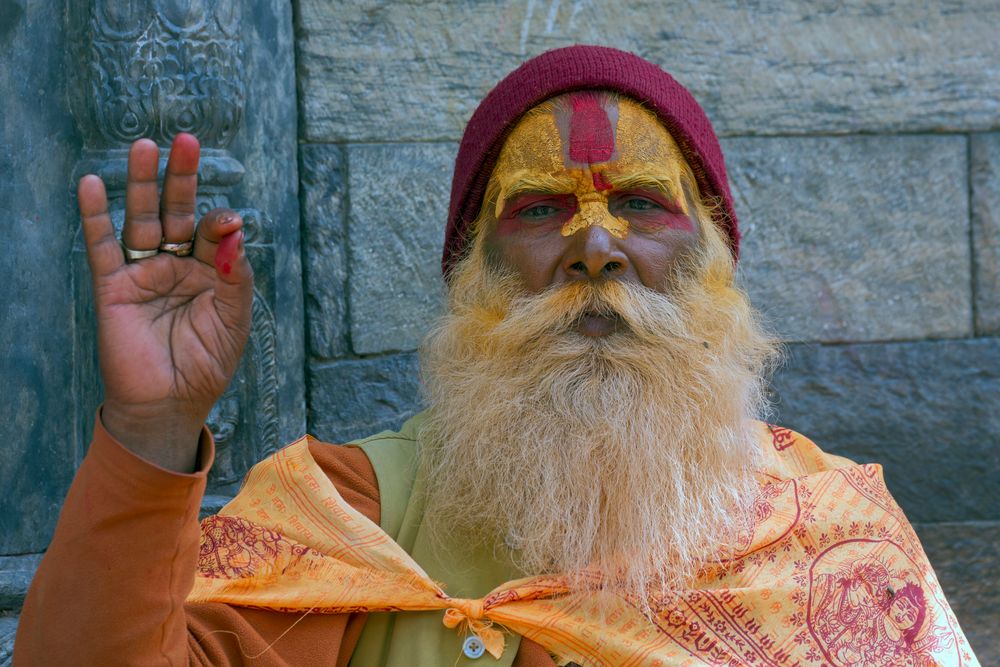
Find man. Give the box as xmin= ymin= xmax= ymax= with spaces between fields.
xmin=14 ymin=46 xmax=977 ymax=666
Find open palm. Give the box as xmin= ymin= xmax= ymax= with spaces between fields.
xmin=79 ymin=134 xmax=253 ymax=471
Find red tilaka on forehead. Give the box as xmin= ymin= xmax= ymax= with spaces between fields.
xmin=568 ymin=94 xmax=614 ymax=164
xmin=591 ymin=171 xmax=613 ymax=192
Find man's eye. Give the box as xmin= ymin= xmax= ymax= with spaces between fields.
xmin=520 ymin=205 xmax=559 ymax=218
xmin=624 ymin=197 xmax=660 ymax=211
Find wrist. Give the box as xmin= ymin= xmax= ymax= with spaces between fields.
xmin=101 ymin=401 xmax=207 ymax=473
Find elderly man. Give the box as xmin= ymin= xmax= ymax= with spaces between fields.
xmin=15 ymin=46 xmax=976 ymax=666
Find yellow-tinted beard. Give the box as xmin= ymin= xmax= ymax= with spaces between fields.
xmin=418 ymin=229 xmax=778 ymax=601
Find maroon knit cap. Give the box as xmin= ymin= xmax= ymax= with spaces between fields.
xmin=443 ymin=44 xmax=739 ymax=277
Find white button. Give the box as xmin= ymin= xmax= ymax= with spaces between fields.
xmin=462 ymin=635 xmax=486 ymax=659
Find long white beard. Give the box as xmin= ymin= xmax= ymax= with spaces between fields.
xmin=417 ymin=241 xmax=778 ymax=601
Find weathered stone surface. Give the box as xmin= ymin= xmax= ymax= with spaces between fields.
xmin=64 ymin=1 xmax=304 ymax=498
xmin=0 ymin=555 xmax=42 ymax=613
xmin=307 ymin=353 xmax=423 ymax=444
xmin=972 ymin=133 xmax=1000 ymax=335
xmin=770 ymin=338 xmax=1000 ymax=523
xmin=0 ymin=0 xmax=83 ymax=554
xmin=297 ymin=2 xmax=1000 ymax=142
xmin=730 ymin=134 xmax=971 ymax=343
xmin=347 ymin=143 xmax=453 ymax=354
xmin=914 ymin=521 xmax=999 ymax=665
xmin=229 ymin=0 xmax=307 ymax=444
xmin=200 ymin=495 xmax=233 ymax=520
xmin=343 ymin=135 xmax=971 ymax=347
xmin=0 ymin=616 xmax=15 ymax=667
xmin=0 ymin=0 xmax=306 ymax=553
xmin=300 ymin=144 xmax=350 ymax=359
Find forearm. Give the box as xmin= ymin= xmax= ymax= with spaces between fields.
xmin=14 ymin=411 xmax=212 ymax=665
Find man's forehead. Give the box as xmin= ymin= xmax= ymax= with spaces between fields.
xmin=496 ymin=92 xmax=687 ymax=176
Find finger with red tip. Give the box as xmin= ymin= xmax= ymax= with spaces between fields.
xmin=192 ymin=208 xmax=242 ymax=267
xmin=215 ymin=230 xmax=241 ymax=276
xmin=211 ymin=228 xmax=253 ymax=334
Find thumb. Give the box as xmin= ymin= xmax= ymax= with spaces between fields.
xmin=193 ymin=209 xmax=254 ymax=333
xmin=212 ymin=228 xmax=254 ymax=333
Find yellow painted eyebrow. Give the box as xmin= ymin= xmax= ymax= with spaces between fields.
xmin=495 ymin=171 xmax=578 ymax=217
xmin=605 ymin=171 xmax=683 ymax=204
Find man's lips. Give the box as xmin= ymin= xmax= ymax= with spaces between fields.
xmin=576 ymin=310 xmax=622 ymax=337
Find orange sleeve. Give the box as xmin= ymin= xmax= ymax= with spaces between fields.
xmin=14 ymin=418 xmax=377 ymax=666
xmin=14 ymin=418 xmax=554 ymax=666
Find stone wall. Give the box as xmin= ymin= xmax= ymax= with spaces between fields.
xmin=295 ymin=1 xmax=999 ymax=660
xmin=0 ymin=0 xmax=305 ymax=659
xmin=0 ymin=0 xmax=996 ymax=662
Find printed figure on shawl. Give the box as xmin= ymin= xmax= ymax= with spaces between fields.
xmin=199 ymin=514 xmax=314 ymax=580
xmin=187 ymin=432 xmax=979 ymax=667
xmin=808 ymin=545 xmax=958 ymax=666
xmin=732 ymin=477 xmax=799 ymax=556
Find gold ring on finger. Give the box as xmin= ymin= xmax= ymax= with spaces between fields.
xmin=120 ymin=240 xmax=159 ymax=262
xmin=159 ymin=239 xmax=194 ymax=257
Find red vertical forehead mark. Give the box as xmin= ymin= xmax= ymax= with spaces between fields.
xmin=568 ymin=94 xmax=614 ymax=164
xmin=591 ymin=171 xmax=613 ymax=191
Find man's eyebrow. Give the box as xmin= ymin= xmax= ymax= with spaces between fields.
xmin=495 ymin=172 xmax=577 ymax=216
xmin=606 ymin=171 xmax=683 ymax=203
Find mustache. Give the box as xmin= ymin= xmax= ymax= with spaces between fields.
xmin=487 ymin=277 xmax=693 ymax=345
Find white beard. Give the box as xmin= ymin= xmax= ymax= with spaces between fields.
xmin=417 ymin=244 xmax=778 ymax=601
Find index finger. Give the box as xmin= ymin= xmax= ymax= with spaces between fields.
xmin=79 ymin=175 xmax=124 ymax=280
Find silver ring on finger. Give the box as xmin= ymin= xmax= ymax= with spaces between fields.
xmin=120 ymin=239 xmax=159 ymax=262
xmin=159 ymin=239 xmax=194 ymax=257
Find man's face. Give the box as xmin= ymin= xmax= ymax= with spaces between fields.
xmin=421 ymin=91 xmax=775 ymax=598
xmin=482 ymin=92 xmax=701 ymax=336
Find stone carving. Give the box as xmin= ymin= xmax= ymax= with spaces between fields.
xmin=206 ymin=278 xmax=280 ymax=492
xmin=68 ymin=0 xmax=244 ymax=149
xmin=205 ymin=389 xmax=241 ymax=471
xmin=249 ymin=288 xmax=279 ymax=459
xmin=67 ymin=0 xmax=279 ymax=496
xmin=206 ymin=209 xmax=278 ymax=492
xmin=67 ymin=0 xmax=248 ymax=215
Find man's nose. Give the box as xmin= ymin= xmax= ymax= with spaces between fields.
xmin=562 ymin=221 xmax=630 ymax=280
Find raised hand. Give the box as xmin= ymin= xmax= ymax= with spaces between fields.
xmin=78 ymin=133 xmax=253 ymax=472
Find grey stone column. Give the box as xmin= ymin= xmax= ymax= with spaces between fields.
xmin=66 ymin=0 xmax=280 ymax=494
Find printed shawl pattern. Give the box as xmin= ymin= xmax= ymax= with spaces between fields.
xmin=188 ymin=428 xmax=978 ymax=666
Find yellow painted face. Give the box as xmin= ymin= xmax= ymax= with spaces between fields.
xmin=490 ymin=93 xmax=695 ymax=239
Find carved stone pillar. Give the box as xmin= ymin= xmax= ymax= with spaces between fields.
xmin=67 ymin=0 xmax=280 ymax=494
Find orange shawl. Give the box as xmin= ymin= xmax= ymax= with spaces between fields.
xmin=188 ymin=425 xmax=977 ymax=666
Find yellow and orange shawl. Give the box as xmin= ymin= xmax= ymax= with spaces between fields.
xmin=189 ymin=424 xmax=978 ymax=666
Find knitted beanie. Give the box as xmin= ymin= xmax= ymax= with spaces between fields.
xmin=443 ymin=45 xmax=738 ymax=277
